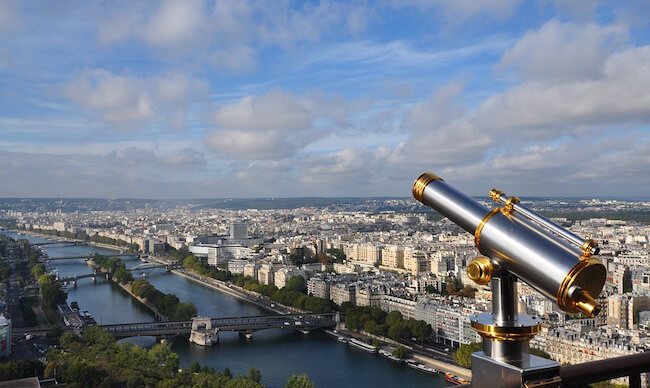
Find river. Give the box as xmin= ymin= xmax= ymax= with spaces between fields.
xmin=2 ymin=231 xmax=446 ymax=388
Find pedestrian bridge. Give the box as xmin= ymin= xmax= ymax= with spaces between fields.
xmin=101 ymin=313 xmax=337 ymax=339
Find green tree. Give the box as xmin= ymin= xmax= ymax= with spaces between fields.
xmin=424 ymin=284 xmax=438 ymax=294
xmin=385 ymin=311 xmax=403 ymax=327
xmin=286 ymin=374 xmax=315 ymax=388
xmin=172 ymin=302 xmax=198 ymax=321
xmin=247 ymin=367 xmax=261 ymax=383
xmin=285 ymin=276 xmax=307 ymax=293
xmin=454 ymin=342 xmax=482 ymax=368
xmin=392 ymin=346 xmax=408 ymax=359
xmin=37 ymin=274 xmax=67 ymax=319
xmin=0 ymin=360 xmax=45 ymax=381
xmin=406 ymin=319 xmax=432 ymax=342
xmin=326 ymin=248 xmax=346 ymax=262
xmin=30 ymin=263 xmax=46 ymax=278
xmin=226 ymin=377 xmax=263 ymax=388
xmin=46 ymin=325 xmax=63 ymax=345
xmin=387 ymin=322 xmax=409 ymax=340
xmin=189 ymin=361 xmax=201 ymax=373
xmin=363 ymin=319 xmax=380 ymax=335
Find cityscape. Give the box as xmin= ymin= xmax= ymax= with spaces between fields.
xmin=2 ymin=1 xmax=650 ymax=388
xmin=1 ymin=195 xmax=649 ymax=387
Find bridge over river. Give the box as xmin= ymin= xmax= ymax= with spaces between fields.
xmin=33 ymin=240 xmax=86 ymax=247
xmin=56 ymin=262 xmax=183 ymax=285
xmin=13 ymin=313 xmax=338 ymax=346
xmin=44 ymin=254 xmax=136 ymax=261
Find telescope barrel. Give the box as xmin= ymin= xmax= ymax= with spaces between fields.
xmin=489 ymin=189 xmax=599 ymax=256
xmin=413 ymin=173 xmax=606 ymax=317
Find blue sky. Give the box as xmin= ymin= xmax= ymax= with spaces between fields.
xmin=1 ymin=0 xmax=649 ymax=198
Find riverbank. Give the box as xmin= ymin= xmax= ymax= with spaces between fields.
xmin=116 ymin=282 xmax=167 ymax=322
xmin=171 ymin=268 xmax=289 ymax=315
xmin=330 ymin=327 xmax=472 ymax=380
xmin=141 ymin=255 xmax=299 ymax=315
xmin=85 ymin=259 xmax=167 ymax=321
xmin=148 ymin=256 xmax=470 ymax=381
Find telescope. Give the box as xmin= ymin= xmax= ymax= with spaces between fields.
xmin=413 ymin=172 xmax=607 ymax=387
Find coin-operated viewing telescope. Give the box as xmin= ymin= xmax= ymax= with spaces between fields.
xmin=413 ymin=173 xmax=607 ymax=387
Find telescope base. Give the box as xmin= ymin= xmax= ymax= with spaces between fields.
xmin=471 ymin=352 xmax=560 ymax=388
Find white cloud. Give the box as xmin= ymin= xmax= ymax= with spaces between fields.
xmin=479 ymin=45 xmax=650 ymax=134
xmin=301 ymin=148 xmax=378 ymax=187
xmin=64 ymin=69 xmax=153 ymax=123
xmin=499 ymin=19 xmax=628 ymax=82
xmin=302 ymin=38 xmax=510 ymax=70
xmin=95 ymin=0 xmax=369 ymax=72
xmin=324 ymin=20 xmax=650 ymax=196
xmin=214 ymin=91 xmax=312 ymax=131
xmin=142 ymin=0 xmax=207 ymax=49
xmin=0 ymin=147 xmax=208 ymax=198
xmin=206 ymin=90 xmax=354 ymax=160
xmin=393 ymin=83 xmax=491 ymax=169
xmin=63 ymin=69 xmax=206 ymax=129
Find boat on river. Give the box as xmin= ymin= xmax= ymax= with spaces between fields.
xmin=348 ymin=338 xmax=378 ymax=353
xmin=444 ymin=372 xmax=470 ymax=385
xmin=378 ymin=349 xmax=403 ymax=363
xmin=406 ymin=360 xmax=438 ymax=375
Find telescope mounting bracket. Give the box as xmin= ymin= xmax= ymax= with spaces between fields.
xmin=469 ymin=266 xmax=561 ymax=387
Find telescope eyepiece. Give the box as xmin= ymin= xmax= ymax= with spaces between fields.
xmin=569 ymin=287 xmax=601 ymax=318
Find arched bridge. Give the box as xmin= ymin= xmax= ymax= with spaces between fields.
xmin=57 ymin=263 xmax=181 ymax=284
xmin=100 ymin=313 xmax=337 ymax=338
xmin=45 ymin=254 xmax=137 ymax=261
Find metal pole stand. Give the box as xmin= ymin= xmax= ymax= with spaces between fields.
xmin=469 ymin=268 xmax=561 ymax=387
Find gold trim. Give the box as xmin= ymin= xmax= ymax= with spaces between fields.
xmin=502 ymin=196 xmax=520 ymax=216
xmin=474 ymin=207 xmax=501 ymax=249
xmin=489 ymin=188 xmax=504 ymax=202
xmin=574 ymin=290 xmax=601 ymax=317
xmin=412 ymin=172 xmax=443 ymax=202
xmin=471 ymin=321 xmax=541 ymax=341
xmin=581 ymin=239 xmax=598 ymax=258
xmin=556 ymin=257 xmax=606 ymax=316
xmin=467 ymin=257 xmax=493 ymax=285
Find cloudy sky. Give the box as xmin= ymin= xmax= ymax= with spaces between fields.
xmin=1 ymin=0 xmax=649 ymax=198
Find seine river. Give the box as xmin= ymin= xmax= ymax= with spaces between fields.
xmin=3 ymin=231 xmax=446 ymax=388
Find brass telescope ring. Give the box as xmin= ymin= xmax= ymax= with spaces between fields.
xmin=471 ymin=323 xmax=541 ymax=342
xmin=412 ymin=172 xmax=443 ymax=202
xmin=474 ymin=207 xmax=502 ymax=250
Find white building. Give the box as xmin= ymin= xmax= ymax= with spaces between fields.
xmin=227 ymin=259 xmax=248 ymax=274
